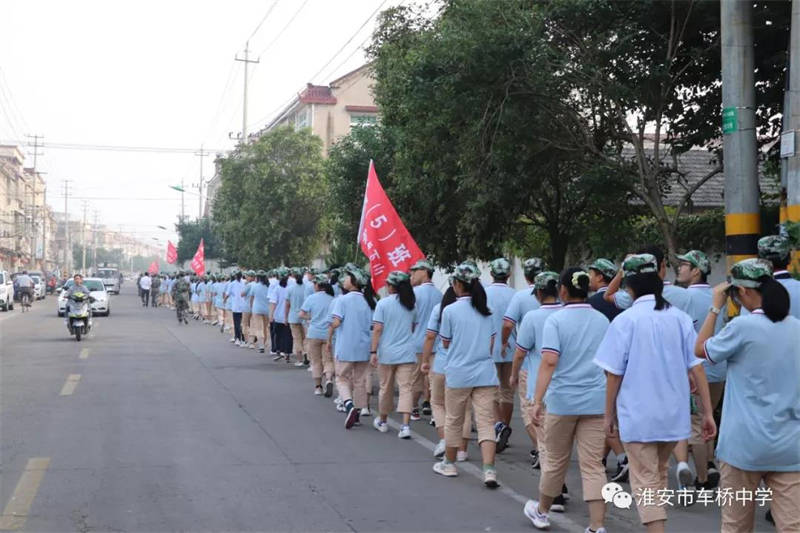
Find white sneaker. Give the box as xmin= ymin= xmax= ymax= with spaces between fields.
xmin=248 ymin=343 xmax=256 ymax=350
xmin=360 ymin=407 xmax=371 ymax=417
xmin=373 ymin=417 xmax=388 ymax=433
xmin=306 ymin=366 xmax=312 ymax=372
xmin=432 ymin=461 xmax=458 ymax=477
xmin=336 ymin=403 xmax=346 ymax=413
xmin=524 ymin=500 xmax=550 ymax=529
xmin=456 ymin=450 xmax=469 ymax=462
xmin=333 ymin=396 xmax=341 ymax=404
xmin=229 ymin=337 xmax=236 ymax=343
xmin=234 ymin=340 xmax=242 ymax=347
xmin=398 ymin=425 xmax=411 ymax=439
xmin=483 ymin=468 xmax=499 ymax=488
xmin=676 ymin=461 xmax=693 ymax=489
xmin=585 ymin=529 xmax=606 ymax=533
xmin=294 ymin=361 xmax=305 ymax=367
xmin=433 ymin=439 xmax=446 ymax=458
xmin=314 ymin=387 xmax=323 ymax=396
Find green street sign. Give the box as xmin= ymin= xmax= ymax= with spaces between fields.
xmin=169 ymin=185 xmax=185 ymax=192
xmin=722 ymin=107 xmax=738 ymax=134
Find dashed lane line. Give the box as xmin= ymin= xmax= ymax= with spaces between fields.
xmin=0 ymin=457 xmax=51 ymax=530
xmin=78 ymin=348 xmax=90 ymax=360
xmin=59 ymin=374 xmax=81 ymax=396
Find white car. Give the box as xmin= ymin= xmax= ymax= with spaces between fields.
xmin=58 ymin=278 xmax=111 ymax=317
xmin=30 ymin=274 xmax=46 ymax=300
xmin=0 ymin=271 xmax=14 ymax=311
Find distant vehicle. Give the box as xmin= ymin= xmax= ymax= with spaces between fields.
xmin=96 ymin=267 xmax=121 ymax=294
xmin=58 ymin=278 xmax=110 ymax=317
xmin=0 ymin=271 xmax=14 ymax=311
xmin=30 ymin=274 xmax=46 ymax=300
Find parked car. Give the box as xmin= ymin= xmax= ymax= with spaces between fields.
xmin=58 ymin=278 xmax=111 ymax=317
xmin=0 ymin=271 xmax=14 ymax=311
xmin=30 ymin=274 xmax=46 ymax=300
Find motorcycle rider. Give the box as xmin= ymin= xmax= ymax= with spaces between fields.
xmin=64 ymin=273 xmax=92 ymax=325
xmin=15 ymin=270 xmax=35 ymax=304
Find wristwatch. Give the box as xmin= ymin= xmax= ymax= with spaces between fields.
xmin=709 ymin=305 xmax=721 ymax=315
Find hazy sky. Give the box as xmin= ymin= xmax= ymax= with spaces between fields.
xmin=0 ymin=0 xmax=403 ymax=250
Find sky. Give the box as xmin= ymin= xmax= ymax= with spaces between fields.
xmin=0 ymin=0 xmax=405 ymax=250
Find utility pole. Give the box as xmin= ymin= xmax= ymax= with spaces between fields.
xmin=195 ymin=145 xmax=209 ymax=219
xmin=785 ymin=1 xmax=800 ymax=271
xmin=181 ymin=176 xmax=186 ymax=223
xmin=26 ymin=135 xmax=44 ymax=270
xmin=63 ymin=180 xmax=72 ymax=275
xmin=721 ymin=1 xmax=760 ymax=273
xmin=92 ymin=210 xmax=99 ymax=272
xmin=235 ymin=41 xmax=259 ymax=140
xmin=81 ymin=201 xmax=88 ymax=275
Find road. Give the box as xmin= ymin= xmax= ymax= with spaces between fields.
xmin=0 ymin=286 xmax=772 ymax=532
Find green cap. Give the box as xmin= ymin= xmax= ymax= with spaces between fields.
xmin=291 ymin=267 xmax=304 ymax=277
xmin=758 ymin=235 xmax=791 ymax=262
xmin=313 ymin=273 xmax=328 ymax=285
xmin=589 ymin=258 xmax=617 ymax=279
xmin=343 ymin=263 xmax=368 ymax=287
xmin=452 ymin=262 xmax=481 ymax=283
xmin=246 ymin=270 xmax=256 ymax=277
xmin=386 ymin=270 xmax=411 ymax=286
xmin=730 ymin=258 xmax=773 ymax=288
xmin=534 ymin=271 xmax=559 ymax=291
xmin=256 ymin=269 xmax=266 ymax=276
xmin=676 ymin=250 xmax=711 ymax=275
xmin=490 ymin=257 xmax=511 ymax=277
xmin=410 ymin=259 xmax=434 ymax=272
xmin=523 ymin=257 xmax=544 ymax=277
xmin=275 ymin=266 xmax=289 ymax=278
xmin=622 ymin=254 xmax=659 ymax=277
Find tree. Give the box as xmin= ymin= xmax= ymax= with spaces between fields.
xmin=212 ymin=127 xmax=326 ymax=266
xmin=175 ymin=218 xmax=220 ymax=264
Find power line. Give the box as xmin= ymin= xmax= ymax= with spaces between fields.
xmin=248 ymin=0 xmax=280 ymax=42
xmin=0 ymin=67 xmax=31 ymax=137
xmin=0 ymin=140 xmax=227 ymax=154
xmin=254 ymin=0 xmax=311 ymax=63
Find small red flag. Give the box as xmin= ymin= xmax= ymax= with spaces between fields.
xmin=357 ymin=161 xmax=425 ymax=291
xmin=166 ymin=241 xmax=178 ymax=264
xmin=190 ymin=239 xmax=205 ymax=276
xmin=147 ymin=260 xmax=159 ymax=274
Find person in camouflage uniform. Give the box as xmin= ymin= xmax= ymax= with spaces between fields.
xmin=150 ymin=274 xmax=161 ymax=309
xmin=172 ymin=271 xmax=191 ymax=324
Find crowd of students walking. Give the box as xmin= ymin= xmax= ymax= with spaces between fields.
xmin=146 ymin=235 xmax=798 ymax=533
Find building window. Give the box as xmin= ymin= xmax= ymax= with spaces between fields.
xmin=350 ymin=114 xmax=377 ymax=127
xmin=295 ymin=108 xmax=310 ymax=129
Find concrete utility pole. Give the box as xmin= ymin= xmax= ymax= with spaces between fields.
xmin=26 ymin=134 xmax=44 ymax=269
xmin=786 ymin=1 xmax=800 ymax=258
xmin=235 ymin=41 xmax=259 ymax=140
xmin=195 ymin=145 xmax=209 ymax=219
xmin=92 ymin=210 xmax=99 ymax=272
xmin=63 ymin=180 xmax=71 ymax=275
xmin=181 ymin=176 xmax=186 ymax=223
xmin=81 ymin=201 xmax=88 ymax=275
xmin=721 ymin=0 xmax=760 ymax=269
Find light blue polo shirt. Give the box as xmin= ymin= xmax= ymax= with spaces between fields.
xmin=540 ymin=304 xmax=609 ymax=415
xmin=214 ymin=282 xmax=225 ymax=307
xmin=251 ymin=282 xmax=270 ymax=315
xmin=594 ymin=295 xmax=701 ymax=442
xmin=704 ymin=311 xmax=800 ymax=471
xmin=301 ymin=291 xmax=334 ymax=340
xmin=486 ymin=283 xmax=515 ymax=362
xmin=503 ymin=286 xmax=541 ymax=350
xmin=227 ymin=280 xmax=248 ymax=313
xmin=662 ymin=281 xmax=691 ymax=311
xmin=330 ymin=291 xmax=372 ymax=362
xmin=775 ymin=273 xmax=800 ymax=320
xmin=439 ymin=296 xmax=498 ymax=389
xmin=223 ymin=281 xmax=233 ymax=310
xmin=190 ymin=282 xmax=198 ymax=303
xmin=426 ymin=303 xmax=449 ymax=375
xmin=287 ymin=282 xmax=306 ymax=324
xmin=303 ymin=278 xmax=315 ymax=301
xmin=514 ymin=304 xmax=563 ymax=400
xmin=270 ymin=284 xmax=289 ymax=323
xmin=332 ymin=283 xmax=342 ymax=297
xmin=685 ymin=284 xmax=727 ymax=382
xmin=372 ymin=294 xmax=417 ymax=364
xmin=411 ymin=283 xmax=442 ymax=354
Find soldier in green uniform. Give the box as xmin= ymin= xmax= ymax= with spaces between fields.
xmin=150 ymin=274 xmax=162 ymax=309
xmin=172 ymin=271 xmax=191 ymax=324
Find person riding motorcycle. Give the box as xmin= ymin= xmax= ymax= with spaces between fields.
xmin=172 ymin=271 xmax=191 ymax=324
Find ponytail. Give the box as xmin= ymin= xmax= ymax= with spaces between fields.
xmin=757 ymin=277 xmax=790 ymax=322
xmin=395 ymin=280 xmax=416 ymax=311
xmin=438 ymin=286 xmax=457 ymax=323
xmin=362 ymin=281 xmax=377 ymax=310
xmin=561 ymin=267 xmax=590 ymax=300
xmin=468 ymin=279 xmax=491 ymax=316
xmin=317 ymin=282 xmax=334 ymax=297
xmin=626 ymin=272 xmax=670 ymax=310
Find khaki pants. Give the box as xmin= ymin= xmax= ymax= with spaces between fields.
xmin=290 ymin=323 xmax=306 ymax=358
xmin=539 ymin=413 xmax=605 ymax=501
xmin=411 ymin=354 xmax=425 ymax=395
xmin=444 ymin=386 xmax=495 ymax=449
xmin=519 ymin=369 xmax=532 ymax=428
xmin=242 ymin=312 xmax=251 ymax=339
xmin=216 ymin=307 xmax=224 ymax=324
xmin=307 ymin=338 xmax=334 ymax=380
xmin=224 ymin=309 xmax=233 ymax=328
xmin=719 ymin=462 xmax=800 ymax=533
xmin=335 ymin=360 xmax=368 ymax=408
xmin=378 ymin=363 xmax=415 ymax=415
xmin=250 ymin=314 xmax=268 ymax=347
xmin=690 ymin=381 xmax=724 ymax=445
xmin=430 ymin=372 xmax=471 ymax=439
xmin=495 ymin=362 xmax=515 ymax=404
xmin=624 ymin=441 xmax=677 ymax=525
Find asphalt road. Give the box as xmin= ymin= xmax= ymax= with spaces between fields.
xmin=0 ymin=286 xmax=774 ymax=532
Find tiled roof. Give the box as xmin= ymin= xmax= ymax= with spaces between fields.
xmin=298 ymin=84 xmax=336 ymax=105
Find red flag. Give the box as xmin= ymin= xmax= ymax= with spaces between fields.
xmin=147 ymin=260 xmax=159 ymax=274
xmin=358 ymin=161 xmax=425 ymax=290
xmin=166 ymin=241 xmax=178 ymax=264
xmin=190 ymin=239 xmax=205 ymax=276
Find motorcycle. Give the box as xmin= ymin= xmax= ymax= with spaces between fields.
xmin=66 ymin=291 xmax=94 ymax=341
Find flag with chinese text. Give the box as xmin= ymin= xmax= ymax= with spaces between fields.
xmin=147 ymin=260 xmax=159 ymax=274
xmin=190 ymin=239 xmax=205 ymax=276
xmin=166 ymin=241 xmax=178 ymax=264
xmin=358 ymin=161 xmax=425 ymax=290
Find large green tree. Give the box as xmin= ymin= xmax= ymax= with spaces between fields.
xmin=212 ymin=126 xmax=326 ymax=266
xmin=175 ymin=217 xmax=221 ymax=263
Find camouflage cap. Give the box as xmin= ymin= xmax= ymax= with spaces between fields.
xmin=256 ymin=269 xmax=266 ymax=276
xmin=622 ymin=254 xmax=659 ymax=277
xmin=343 ymin=263 xmax=368 ymax=287
xmin=451 ymin=262 xmax=481 ymax=284
xmin=309 ymin=267 xmax=321 ymax=275
xmin=275 ymin=266 xmax=289 ymax=278
xmin=386 ymin=270 xmax=411 ymax=286
xmin=313 ymin=273 xmax=328 ymax=285
xmin=533 ymin=271 xmax=559 ymax=291
xmin=589 ymin=258 xmax=618 ymax=279
xmin=676 ymin=250 xmax=711 ymax=275
xmin=523 ymin=257 xmax=544 ymax=277
xmin=490 ymin=257 xmax=511 ymax=277
xmin=730 ymin=258 xmax=773 ymax=288
xmin=246 ymin=270 xmax=256 ymax=277
xmin=410 ymin=258 xmax=434 ymax=272
xmin=291 ymin=267 xmax=304 ymax=277
xmin=758 ymin=235 xmax=791 ymax=261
